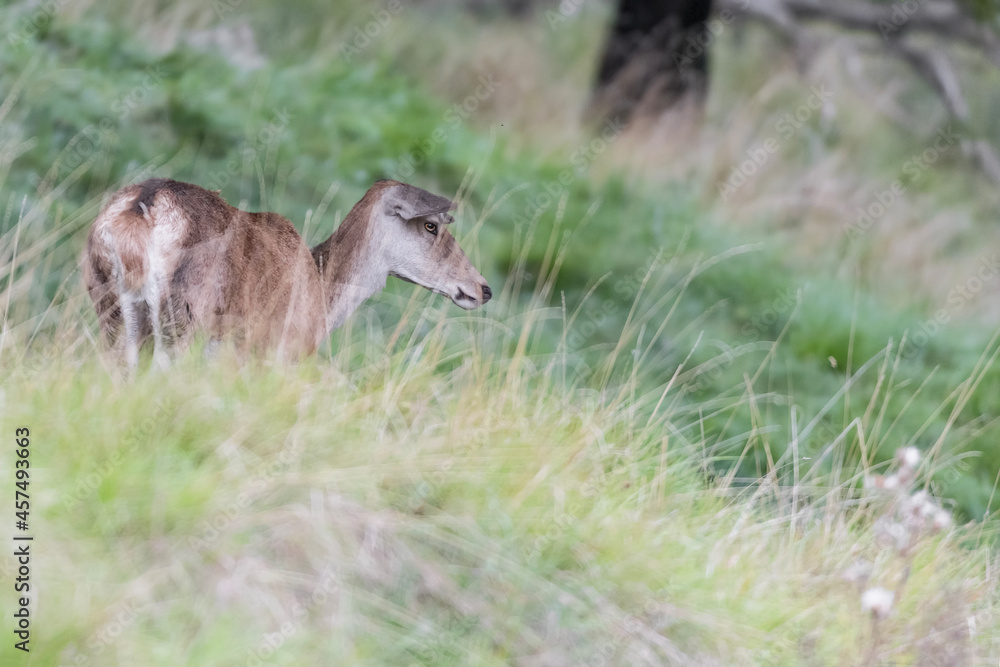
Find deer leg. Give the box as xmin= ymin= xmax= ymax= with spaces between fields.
xmin=120 ymin=292 xmax=142 ymax=370
xmin=149 ymin=304 xmax=170 ymax=371
xmin=85 ymin=258 xmax=122 ymax=350
xmin=146 ymin=284 xmax=170 ymax=371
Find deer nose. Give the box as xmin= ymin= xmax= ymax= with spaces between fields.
xmin=481 ymin=284 xmax=492 ymax=303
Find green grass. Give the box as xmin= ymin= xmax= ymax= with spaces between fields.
xmin=2 ymin=301 xmax=999 ymax=664
xmin=2 ymin=0 xmax=1000 ymax=663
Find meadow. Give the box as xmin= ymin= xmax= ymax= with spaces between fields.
xmin=1 ymin=1 xmax=1000 ymax=664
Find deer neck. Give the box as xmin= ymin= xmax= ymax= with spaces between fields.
xmin=312 ymin=215 xmax=389 ymax=333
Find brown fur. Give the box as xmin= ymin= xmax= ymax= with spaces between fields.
xmin=169 ymin=208 xmax=325 ymax=357
xmin=311 ymin=180 xmax=394 ymax=299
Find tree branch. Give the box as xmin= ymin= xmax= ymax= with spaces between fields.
xmin=718 ymin=0 xmax=1000 ymax=183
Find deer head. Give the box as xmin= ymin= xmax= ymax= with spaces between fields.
xmin=378 ymin=181 xmax=492 ymax=309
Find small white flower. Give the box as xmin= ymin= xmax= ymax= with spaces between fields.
xmin=905 ymin=490 xmax=932 ymax=517
xmin=861 ymin=587 xmax=894 ymax=619
xmin=932 ymin=508 xmax=953 ymax=532
xmin=875 ymin=518 xmax=910 ymax=552
xmin=918 ymin=493 xmax=939 ymax=520
xmin=896 ymin=447 xmax=920 ymax=470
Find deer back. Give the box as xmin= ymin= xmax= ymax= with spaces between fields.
xmin=170 ymin=209 xmax=325 ymax=357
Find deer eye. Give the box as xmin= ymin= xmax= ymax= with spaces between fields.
xmin=424 ymin=222 xmax=438 ymax=235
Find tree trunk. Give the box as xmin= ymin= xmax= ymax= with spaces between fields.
xmin=590 ymin=0 xmax=714 ymax=124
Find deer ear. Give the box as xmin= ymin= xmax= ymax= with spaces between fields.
xmin=387 ymin=184 xmax=455 ymax=223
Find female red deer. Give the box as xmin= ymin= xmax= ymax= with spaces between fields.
xmin=83 ymin=178 xmax=491 ymax=366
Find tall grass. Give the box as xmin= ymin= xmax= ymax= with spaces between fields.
xmin=0 ymin=159 xmax=999 ymax=664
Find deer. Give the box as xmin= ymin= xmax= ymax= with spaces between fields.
xmin=83 ymin=178 xmax=491 ymax=366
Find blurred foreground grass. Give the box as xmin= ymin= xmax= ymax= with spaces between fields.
xmin=2 ymin=299 xmax=999 ymax=664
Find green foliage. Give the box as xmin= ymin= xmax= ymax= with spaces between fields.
xmin=960 ymin=0 xmax=1000 ymax=22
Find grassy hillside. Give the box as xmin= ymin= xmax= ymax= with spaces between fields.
xmin=3 ymin=314 xmax=999 ymax=664
xmin=2 ymin=1 xmax=1000 ymax=663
